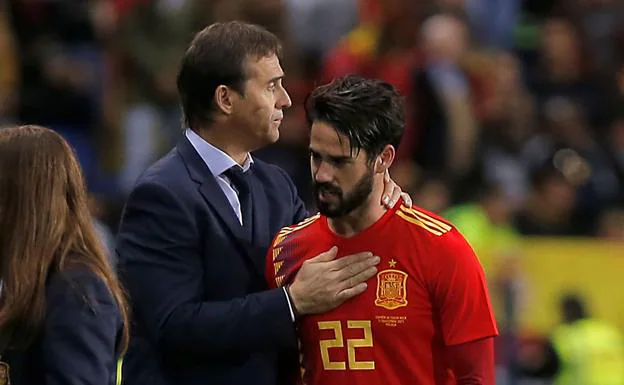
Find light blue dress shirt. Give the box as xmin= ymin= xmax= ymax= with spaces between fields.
xmin=185 ymin=128 xmax=253 ymax=225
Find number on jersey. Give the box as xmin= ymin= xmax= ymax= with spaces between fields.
xmin=318 ymin=320 xmax=375 ymax=371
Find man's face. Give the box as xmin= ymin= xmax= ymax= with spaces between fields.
xmin=309 ymin=121 xmax=375 ymax=218
xmin=230 ymin=54 xmax=291 ymax=149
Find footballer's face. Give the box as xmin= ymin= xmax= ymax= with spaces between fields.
xmin=309 ymin=121 xmax=375 ymax=218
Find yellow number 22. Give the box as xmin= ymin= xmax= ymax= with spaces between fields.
xmin=318 ymin=320 xmax=375 ymax=371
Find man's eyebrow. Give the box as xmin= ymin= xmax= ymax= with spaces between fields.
xmin=268 ymin=75 xmax=284 ymax=84
xmin=329 ymin=155 xmax=351 ymax=163
xmin=309 ymin=148 xmax=351 ymax=163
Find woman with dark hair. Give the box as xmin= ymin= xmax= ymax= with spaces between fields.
xmin=0 ymin=125 xmax=130 ymax=384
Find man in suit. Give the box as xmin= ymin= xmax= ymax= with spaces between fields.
xmin=116 ymin=21 xmax=408 ymax=385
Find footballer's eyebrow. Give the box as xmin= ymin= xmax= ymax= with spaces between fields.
xmin=329 ymin=155 xmax=352 ymax=164
xmin=309 ymin=148 xmax=351 ymax=163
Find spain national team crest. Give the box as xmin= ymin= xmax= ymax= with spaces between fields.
xmin=0 ymin=361 xmax=10 ymax=385
xmin=374 ymin=260 xmax=408 ymax=310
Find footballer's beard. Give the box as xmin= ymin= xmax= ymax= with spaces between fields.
xmin=314 ymin=169 xmax=374 ymax=219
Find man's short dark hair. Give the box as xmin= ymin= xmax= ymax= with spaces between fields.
xmin=305 ymin=75 xmax=406 ymax=161
xmin=177 ymin=21 xmax=282 ymax=130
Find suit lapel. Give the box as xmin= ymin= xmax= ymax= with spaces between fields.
xmin=198 ymin=178 xmax=251 ymax=242
xmin=176 ymin=136 xmax=263 ymax=278
xmin=248 ymin=175 xmax=270 ymax=273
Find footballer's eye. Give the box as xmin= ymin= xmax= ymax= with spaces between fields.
xmin=329 ymin=156 xmax=350 ymax=168
xmin=310 ymin=150 xmax=322 ymax=161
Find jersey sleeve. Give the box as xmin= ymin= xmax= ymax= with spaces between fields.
xmin=265 ymin=235 xmax=280 ymax=289
xmin=265 ymin=215 xmax=323 ymax=291
xmin=427 ymin=229 xmax=499 ymax=346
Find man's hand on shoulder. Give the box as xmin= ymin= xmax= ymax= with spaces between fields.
xmin=287 ymin=247 xmax=380 ymax=316
xmin=381 ymin=169 xmax=412 ymax=208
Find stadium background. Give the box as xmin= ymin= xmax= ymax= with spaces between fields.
xmin=1 ymin=0 xmax=623 ymax=383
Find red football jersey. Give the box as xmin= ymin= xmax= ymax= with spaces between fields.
xmin=265 ymin=202 xmax=499 ymax=385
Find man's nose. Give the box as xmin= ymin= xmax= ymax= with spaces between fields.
xmin=277 ymin=87 xmax=292 ymax=110
xmin=314 ymin=162 xmax=333 ymax=183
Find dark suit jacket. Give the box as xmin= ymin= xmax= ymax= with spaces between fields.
xmin=3 ymin=267 xmax=123 ymax=385
xmin=116 ymin=136 xmax=308 ymax=385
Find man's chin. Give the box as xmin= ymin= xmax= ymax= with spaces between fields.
xmin=317 ymin=204 xmax=342 ymax=218
xmin=257 ymin=127 xmax=280 ymax=147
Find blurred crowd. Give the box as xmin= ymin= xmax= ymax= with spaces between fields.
xmin=1 ymin=0 xmax=623 ymax=242
xmin=1 ymin=0 xmax=624 ymax=383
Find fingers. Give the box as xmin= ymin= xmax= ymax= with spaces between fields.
xmin=330 ymin=251 xmax=376 ymax=270
xmin=340 ymin=265 xmax=378 ymax=291
xmin=333 ymin=255 xmax=379 ymax=283
xmin=401 ymin=192 xmax=413 ymax=207
xmin=388 ymin=187 xmax=401 ymax=208
xmin=336 ymin=282 xmax=369 ymax=303
xmin=311 ymin=246 xmax=338 ymax=262
xmin=381 ymin=170 xmax=392 ymax=207
xmin=381 ymin=171 xmax=401 ymax=208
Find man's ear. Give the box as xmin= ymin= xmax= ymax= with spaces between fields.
xmin=214 ymin=85 xmax=235 ymax=115
xmin=374 ymin=145 xmax=396 ymax=174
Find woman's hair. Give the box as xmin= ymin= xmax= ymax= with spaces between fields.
xmin=0 ymin=125 xmax=129 ymax=352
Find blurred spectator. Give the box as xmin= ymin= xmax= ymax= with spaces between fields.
xmin=412 ymin=13 xmax=480 ymax=194
xmin=443 ymin=183 xmax=523 ymax=324
xmin=515 ymin=166 xmax=577 ymax=236
xmin=598 ymin=208 xmax=624 ymax=241
xmin=481 ymin=52 xmax=537 ymax=208
xmin=320 ymin=0 xmax=422 ymax=159
xmin=116 ymin=0 xmax=208 ymax=193
xmin=444 ymin=183 xmax=519 ymax=276
xmin=576 ymin=0 xmax=624 ymax=76
xmin=285 ymin=0 xmax=357 ymax=61
xmin=530 ymin=17 xmax=605 ymax=128
xmin=513 ymin=334 xmax=560 ymax=383
xmin=440 ymin=0 xmax=521 ymax=50
xmin=444 ymin=182 xmax=526 ymax=380
xmin=7 ymin=0 xmax=111 ymax=187
xmin=551 ymin=294 xmax=624 ymax=385
xmin=523 ymin=99 xmax=621 ymax=233
xmin=387 ymin=159 xmax=421 ymax=198
xmin=413 ymin=177 xmax=451 ymax=214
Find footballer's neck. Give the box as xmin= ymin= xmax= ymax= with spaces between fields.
xmin=328 ymin=182 xmax=387 ymax=238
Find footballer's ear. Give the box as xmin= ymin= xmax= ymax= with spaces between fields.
xmin=214 ymin=85 xmax=235 ymax=115
xmin=374 ymin=145 xmax=396 ymax=174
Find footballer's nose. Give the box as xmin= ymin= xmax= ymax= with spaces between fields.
xmin=313 ymin=162 xmax=334 ymax=184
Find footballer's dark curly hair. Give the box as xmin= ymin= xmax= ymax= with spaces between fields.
xmin=304 ymin=75 xmax=406 ymax=162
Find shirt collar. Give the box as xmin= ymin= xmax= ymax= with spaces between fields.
xmin=185 ymin=128 xmax=253 ymax=176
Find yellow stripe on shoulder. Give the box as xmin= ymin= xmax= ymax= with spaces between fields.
xmin=396 ymin=205 xmax=452 ymax=236
xmin=273 ymin=213 xmax=320 ymax=247
xmin=273 ymin=260 xmax=284 ymax=274
xmin=272 ymin=246 xmax=284 ymax=262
